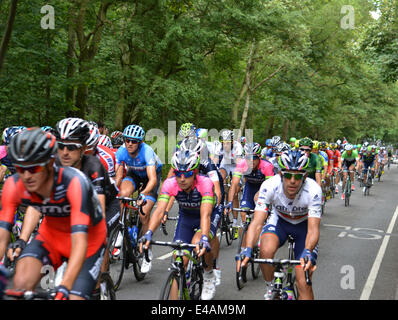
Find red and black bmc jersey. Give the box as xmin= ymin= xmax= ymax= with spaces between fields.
xmin=0 ymin=164 xmax=106 ymax=257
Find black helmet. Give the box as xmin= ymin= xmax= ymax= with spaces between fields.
xmin=8 ymin=128 xmax=58 ymax=164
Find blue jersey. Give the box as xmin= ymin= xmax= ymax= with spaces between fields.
xmin=115 ymin=143 xmax=162 ymax=178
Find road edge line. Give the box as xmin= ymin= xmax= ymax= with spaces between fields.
xmin=360 ymin=205 xmax=398 ymax=300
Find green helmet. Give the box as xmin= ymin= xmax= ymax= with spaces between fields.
xmin=179 ymin=123 xmax=196 ymax=138
xmin=299 ymin=137 xmax=313 ymax=148
xmin=289 ymin=137 xmax=296 ymax=143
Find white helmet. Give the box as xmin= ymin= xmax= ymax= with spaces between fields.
xmin=179 ymin=137 xmax=204 ymax=154
xmin=98 ymin=134 xmax=113 ymax=149
xmin=86 ymin=123 xmax=100 ymax=149
xmin=345 ymin=144 xmax=353 ymax=151
xmin=171 ymin=150 xmax=200 ymax=171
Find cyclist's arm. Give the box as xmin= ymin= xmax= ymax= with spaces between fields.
xmin=115 ymin=164 xmax=124 ymax=188
xmin=141 ymin=165 xmax=157 ymax=196
xmin=8 ymin=206 xmax=41 ymax=261
xmin=305 ymin=217 xmax=320 ymax=252
xmin=0 ymin=165 xmax=6 ymax=183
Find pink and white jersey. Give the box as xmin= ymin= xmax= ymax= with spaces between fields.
xmin=233 ymin=158 xmax=274 ymax=184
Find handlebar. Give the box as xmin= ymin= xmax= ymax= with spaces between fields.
xmin=116 ymin=196 xmax=145 ymax=216
xmin=160 ymin=216 xmax=179 ymax=236
xmin=232 ymin=208 xmax=254 ymax=213
xmin=5 ymin=289 xmax=55 ymax=300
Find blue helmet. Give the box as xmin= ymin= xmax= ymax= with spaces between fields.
xmin=278 ymin=150 xmax=309 ymax=172
xmin=265 ymin=139 xmax=271 ymax=147
xmin=123 ymin=124 xmax=145 ymax=141
xmin=2 ymin=126 xmax=27 ymax=145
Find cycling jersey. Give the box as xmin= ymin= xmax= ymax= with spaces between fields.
xmin=115 ymin=142 xmax=163 ymax=177
xmin=158 ymin=175 xmax=219 ymax=244
xmin=360 ymin=151 xmax=377 ymax=163
xmin=95 ymin=144 xmax=116 ymax=178
xmin=341 ymin=150 xmax=359 ymax=161
xmin=305 ymin=153 xmax=322 ymax=180
xmin=0 ymin=146 xmax=15 ymax=175
xmin=256 ymin=175 xmax=322 ymax=259
xmin=233 ymin=158 xmax=274 ymax=185
xmin=331 ymin=150 xmax=341 ymax=168
xmin=0 ymin=165 xmax=106 ymax=255
xmin=214 ymin=141 xmax=243 ymax=174
xmin=378 ymin=150 xmax=387 ymax=162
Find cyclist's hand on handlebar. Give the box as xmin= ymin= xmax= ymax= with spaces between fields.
xmin=224 ymin=201 xmax=233 ymax=215
xmin=300 ymin=248 xmax=317 ymax=272
xmin=161 ymin=211 xmax=168 ymax=224
xmin=239 ymin=247 xmax=252 ymax=268
xmin=139 ymin=230 xmax=153 ymax=253
xmin=196 ymin=235 xmax=211 ymax=257
xmin=7 ymin=239 xmax=27 ymax=262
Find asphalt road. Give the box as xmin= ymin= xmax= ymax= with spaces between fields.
xmin=113 ymin=163 xmax=398 ymax=301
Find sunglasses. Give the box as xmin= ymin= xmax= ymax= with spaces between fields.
xmin=299 ymin=148 xmax=311 ymax=152
xmin=124 ymin=138 xmax=140 ymax=144
xmin=15 ymin=161 xmax=49 ymax=174
xmin=174 ymin=170 xmax=194 ymax=178
xmin=281 ymin=171 xmax=305 ymax=181
xmin=58 ymin=142 xmax=83 ymax=151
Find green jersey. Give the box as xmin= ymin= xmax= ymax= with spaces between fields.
xmin=341 ymin=150 xmax=359 ymax=161
xmin=305 ymin=153 xmax=322 ymax=180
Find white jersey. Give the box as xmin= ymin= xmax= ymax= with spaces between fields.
xmin=255 ymin=175 xmax=322 ymax=225
xmin=215 ymin=141 xmax=244 ymax=175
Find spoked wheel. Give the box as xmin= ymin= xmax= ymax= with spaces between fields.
xmin=99 ymin=272 xmax=117 ymax=300
xmin=108 ymin=224 xmax=126 ymax=291
xmin=131 ymin=220 xmax=147 ymax=281
xmin=159 ymin=271 xmax=186 ymax=300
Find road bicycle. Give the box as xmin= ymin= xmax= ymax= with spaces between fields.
xmin=233 ymin=208 xmax=261 ymax=290
xmin=343 ymin=170 xmax=354 ymax=207
xmin=144 ymin=241 xmax=206 ymax=300
xmin=218 ymin=205 xmax=234 ymax=246
xmin=250 ymin=235 xmax=311 ymax=300
xmin=108 ymin=196 xmax=146 ymax=290
xmin=362 ymin=168 xmax=373 ymax=196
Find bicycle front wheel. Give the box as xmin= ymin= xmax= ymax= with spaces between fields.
xmin=131 ymin=219 xmax=147 ymax=281
xmin=108 ymin=224 xmax=126 ymax=291
xmin=99 ymin=272 xmax=117 ymax=300
xmin=159 ymin=271 xmax=187 ymax=300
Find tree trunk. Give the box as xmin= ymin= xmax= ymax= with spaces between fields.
xmin=65 ymin=5 xmax=76 ymax=110
xmin=0 ymin=0 xmax=18 ymax=75
xmin=282 ymin=119 xmax=289 ymax=141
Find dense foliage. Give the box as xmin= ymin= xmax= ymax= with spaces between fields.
xmin=1 ymin=0 xmax=398 ymax=146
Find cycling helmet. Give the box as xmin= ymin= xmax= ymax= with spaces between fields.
xmin=278 ymin=150 xmax=309 ymax=172
xmin=363 ymin=141 xmax=369 ymax=147
xmin=86 ymin=124 xmax=100 ymax=149
xmin=195 ymin=128 xmax=208 ymax=139
xmin=98 ymin=134 xmax=113 ymax=149
xmin=312 ymin=140 xmax=319 ymax=150
xmin=240 ymin=136 xmax=246 ymax=145
xmin=2 ymin=126 xmax=26 ymax=145
xmin=244 ymin=142 xmax=262 ymax=156
xmin=289 ymin=137 xmax=296 ymax=143
xmin=276 ymin=142 xmax=291 ymax=153
xmin=55 ymin=118 xmax=89 ymax=142
xmin=336 ymin=139 xmax=341 ymax=145
xmin=8 ymin=128 xmax=57 ymax=164
xmin=345 ymin=144 xmax=353 ymax=151
xmin=111 ymin=131 xmax=123 ymax=139
xmin=179 ymin=137 xmax=204 ymax=154
xmin=329 ymin=143 xmax=337 ymax=150
xmin=87 ymin=120 xmax=98 ymax=128
xmin=220 ymin=129 xmax=233 ymax=142
xmin=171 ymin=149 xmax=200 ymax=172
xmin=265 ymin=139 xmax=271 ymax=147
xmin=40 ymin=126 xmax=55 ymax=133
xmin=299 ymin=137 xmax=313 ymax=149
xmin=123 ymin=124 xmax=145 ymax=141
xmin=270 ymin=136 xmax=281 ymax=147
xmin=319 ymin=141 xmax=328 ymax=149
xmin=178 ymin=123 xmax=196 ymax=138
xmin=295 ymin=139 xmax=300 ymax=149
xmin=367 ymin=146 xmax=373 ymax=152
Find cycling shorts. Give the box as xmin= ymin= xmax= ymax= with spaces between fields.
xmin=122 ymin=170 xmax=161 ymax=203
xmin=362 ymin=161 xmax=375 ymax=173
xmin=261 ymin=217 xmax=319 ymax=260
xmin=240 ymin=182 xmax=262 ymax=210
xmin=342 ymin=159 xmax=356 ymax=171
xmin=173 ymin=208 xmax=221 ymax=246
xmin=20 ymin=239 xmax=105 ymax=300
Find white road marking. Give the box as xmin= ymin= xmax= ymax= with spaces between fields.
xmin=360 ymin=205 xmax=398 ymax=300
xmin=157 ymin=252 xmax=173 ymax=260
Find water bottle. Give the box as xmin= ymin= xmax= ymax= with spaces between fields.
xmin=128 ymin=225 xmax=138 ymax=247
xmin=282 ymin=286 xmax=294 ymax=300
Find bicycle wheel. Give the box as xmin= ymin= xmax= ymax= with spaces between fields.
xmin=189 ymin=264 xmax=203 ymax=300
xmin=108 ymin=224 xmax=126 ymax=290
xmin=224 ymin=213 xmax=233 ymax=246
xmin=99 ymin=272 xmax=117 ymax=300
xmin=131 ymin=219 xmax=147 ymax=281
xmin=235 ymin=228 xmax=247 ymax=290
xmin=251 ymin=245 xmax=261 ymax=280
xmin=344 ymin=179 xmax=351 ymax=207
xmin=159 ymin=271 xmax=186 ymax=300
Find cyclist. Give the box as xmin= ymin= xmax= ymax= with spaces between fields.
xmin=269 ymin=142 xmax=290 ymax=175
xmin=140 ymin=149 xmax=219 ymax=300
xmin=320 ymin=141 xmax=334 ymax=199
xmin=85 ymin=124 xmax=117 ymax=179
xmin=298 ymin=138 xmax=322 ymax=186
xmin=376 ymin=147 xmax=387 ymax=177
xmin=0 ymin=126 xmax=26 ymax=182
xmin=111 ymin=131 xmax=124 ymax=149
xmin=0 ymin=128 xmax=106 ymax=300
xmin=329 ymin=142 xmax=342 ymax=194
xmin=289 ymin=137 xmax=296 ymax=149
xmin=261 ymin=138 xmax=272 ymax=160
xmin=115 ymin=124 xmax=163 ymax=273
xmin=226 ymin=143 xmax=274 ymax=240
xmin=240 ymin=149 xmax=321 ymax=300
xmin=98 ymin=134 xmax=113 ymax=149
xmin=360 ymin=146 xmax=377 ymax=190
xmin=340 ymin=144 xmax=360 ymax=200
